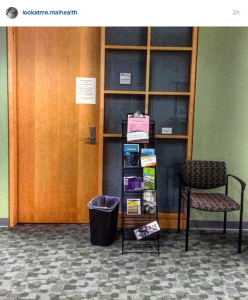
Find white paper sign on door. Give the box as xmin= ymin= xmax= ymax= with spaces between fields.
xmin=76 ymin=78 xmax=96 ymax=104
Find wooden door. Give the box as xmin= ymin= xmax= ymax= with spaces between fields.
xmin=14 ymin=27 xmax=101 ymax=223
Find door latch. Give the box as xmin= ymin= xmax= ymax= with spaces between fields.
xmin=83 ymin=126 xmax=96 ymax=144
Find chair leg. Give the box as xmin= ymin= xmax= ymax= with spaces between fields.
xmin=186 ymin=195 xmax=190 ymax=251
xmin=223 ymin=212 xmax=227 ymax=234
xmin=238 ymin=208 xmax=243 ymax=253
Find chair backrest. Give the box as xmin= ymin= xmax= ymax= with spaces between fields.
xmin=182 ymin=160 xmax=227 ymax=189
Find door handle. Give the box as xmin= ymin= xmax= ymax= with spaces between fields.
xmin=83 ymin=126 xmax=96 ymax=144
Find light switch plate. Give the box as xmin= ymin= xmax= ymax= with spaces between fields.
xmin=162 ymin=127 xmax=172 ymax=134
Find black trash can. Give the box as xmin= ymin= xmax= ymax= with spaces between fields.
xmin=88 ymin=195 xmax=120 ymax=246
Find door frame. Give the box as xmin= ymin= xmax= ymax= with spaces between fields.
xmin=8 ymin=27 xmax=18 ymax=227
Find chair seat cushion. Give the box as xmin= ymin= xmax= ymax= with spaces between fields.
xmin=183 ymin=193 xmax=241 ymax=212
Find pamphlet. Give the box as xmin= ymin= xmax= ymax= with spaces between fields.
xmin=124 ymin=177 xmax=142 ymax=191
xmin=134 ymin=221 xmax=160 ymax=240
xmin=143 ymin=168 xmax=155 ymax=190
xmin=127 ymin=131 xmax=149 ymax=143
xmin=140 ymin=155 xmax=157 ymax=167
xmin=124 ymin=144 xmax=139 ymax=167
xmin=127 ymin=199 xmax=141 ymax=214
xmin=141 ymin=148 xmax=155 ymax=157
xmin=143 ymin=190 xmax=156 ymax=214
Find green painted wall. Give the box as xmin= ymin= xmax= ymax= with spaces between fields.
xmin=192 ymin=27 xmax=248 ymax=221
xmin=0 ymin=27 xmax=247 ymax=223
xmin=0 ymin=27 xmax=8 ymax=218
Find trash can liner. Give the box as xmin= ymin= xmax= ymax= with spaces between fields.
xmin=87 ymin=195 xmax=120 ymax=212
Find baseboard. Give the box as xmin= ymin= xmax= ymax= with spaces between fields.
xmin=190 ymin=220 xmax=248 ymax=231
xmin=1 ymin=218 xmax=246 ymax=230
xmin=0 ymin=218 xmax=9 ymax=227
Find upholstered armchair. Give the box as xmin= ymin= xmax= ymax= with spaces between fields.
xmin=178 ymin=160 xmax=246 ymax=253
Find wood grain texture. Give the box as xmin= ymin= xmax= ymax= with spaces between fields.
xmin=145 ymin=27 xmax=151 ymax=114
xmin=7 ymin=27 xmax=18 ymax=227
xmin=103 ymin=134 xmax=122 ymax=138
xmin=77 ymin=28 xmax=101 ymax=223
xmin=149 ymin=92 xmax=190 ymax=96
xmin=155 ymin=135 xmax=188 ymax=139
xmin=150 ymin=47 xmax=193 ymax=51
xmin=104 ymin=90 xmax=146 ymax=95
xmin=117 ymin=212 xmax=186 ymax=229
xmin=15 ymin=27 xmax=101 ymax=223
xmin=104 ymin=46 xmax=192 ymax=52
xmin=105 ymin=45 xmax=147 ymax=51
xmin=187 ymin=27 xmax=199 ymax=160
xmin=99 ymin=27 xmax=105 ymax=195
xmin=16 ymin=27 xmax=36 ymax=223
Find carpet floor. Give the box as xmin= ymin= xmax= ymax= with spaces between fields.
xmin=1 ymin=224 xmax=248 ymax=300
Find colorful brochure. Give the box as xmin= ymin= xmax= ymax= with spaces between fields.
xmin=134 ymin=221 xmax=160 ymax=240
xmin=124 ymin=177 xmax=142 ymax=191
xmin=141 ymin=155 xmax=157 ymax=167
xmin=143 ymin=168 xmax=155 ymax=190
xmin=141 ymin=148 xmax=155 ymax=157
xmin=127 ymin=199 xmax=141 ymax=215
xmin=123 ymin=144 xmax=139 ymax=167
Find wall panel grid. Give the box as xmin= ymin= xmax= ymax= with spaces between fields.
xmin=100 ymin=27 xmax=198 ymax=226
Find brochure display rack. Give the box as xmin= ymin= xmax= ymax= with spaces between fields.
xmin=121 ymin=115 xmax=160 ymax=254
